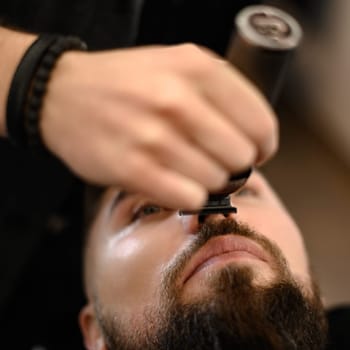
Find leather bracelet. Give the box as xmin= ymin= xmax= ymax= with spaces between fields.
xmin=6 ymin=34 xmax=57 ymax=147
xmin=6 ymin=34 xmax=87 ymax=148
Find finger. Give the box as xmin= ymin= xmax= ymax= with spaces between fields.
xmin=140 ymin=122 xmax=229 ymax=192
xmin=149 ymin=76 xmax=257 ymax=172
xmin=105 ymin=106 xmax=229 ymax=192
xmin=170 ymin=45 xmax=278 ymax=164
xmin=115 ymin=151 xmax=208 ymax=210
xmin=199 ymin=61 xmax=279 ymax=164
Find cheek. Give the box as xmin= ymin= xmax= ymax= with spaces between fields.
xmin=95 ymin=216 xmax=185 ymax=317
xmin=238 ymin=203 xmax=310 ymax=281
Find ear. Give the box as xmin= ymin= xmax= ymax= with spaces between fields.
xmin=79 ymin=304 xmax=107 ymax=350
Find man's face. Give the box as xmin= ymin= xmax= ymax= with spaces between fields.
xmin=80 ymin=172 xmax=327 ymax=350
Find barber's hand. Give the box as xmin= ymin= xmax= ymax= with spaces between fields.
xmin=40 ymin=44 xmax=278 ymax=210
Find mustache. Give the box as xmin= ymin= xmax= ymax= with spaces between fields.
xmin=162 ymin=219 xmax=289 ymax=292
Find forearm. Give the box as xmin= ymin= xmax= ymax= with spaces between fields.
xmin=0 ymin=26 xmax=37 ymax=137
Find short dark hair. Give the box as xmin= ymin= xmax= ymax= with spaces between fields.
xmin=82 ymin=184 xmax=106 ymax=297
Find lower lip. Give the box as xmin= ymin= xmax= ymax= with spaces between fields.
xmin=190 ymin=251 xmax=262 ymax=279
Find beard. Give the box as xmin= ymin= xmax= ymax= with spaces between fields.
xmin=94 ymin=219 xmax=328 ymax=350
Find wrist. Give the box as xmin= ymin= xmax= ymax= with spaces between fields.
xmin=40 ymin=49 xmax=87 ymax=154
xmin=5 ymin=34 xmax=87 ymax=148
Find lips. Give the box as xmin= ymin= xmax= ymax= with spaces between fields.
xmin=182 ymin=235 xmax=270 ymax=285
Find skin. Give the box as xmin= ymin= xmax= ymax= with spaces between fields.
xmin=0 ymin=27 xmax=278 ymax=210
xmin=80 ymin=171 xmax=312 ymax=350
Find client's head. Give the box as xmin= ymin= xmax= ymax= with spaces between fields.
xmin=79 ymin=171 xmax=328 ymax=350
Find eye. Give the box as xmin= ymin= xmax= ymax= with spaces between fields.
xmin=131 ymin=203 xmax=164 ymax=222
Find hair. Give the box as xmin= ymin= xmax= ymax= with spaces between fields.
xmin=81 ymin=184 xmax=106 ymax=298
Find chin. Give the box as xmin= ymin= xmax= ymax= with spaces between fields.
xmin=180 ymin=260 xmax=275 ymax=302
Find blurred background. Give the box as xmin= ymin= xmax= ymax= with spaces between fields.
xmin=263 ymin=0 xmax=350 ymax=307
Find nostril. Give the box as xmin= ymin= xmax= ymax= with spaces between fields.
xmin=180 ymin=211 xmax=236 ymax=234
xmin=198 ymin=214 xmax=207 ymax=225
xmin=198 ymin=211 xmax=234 ymax=225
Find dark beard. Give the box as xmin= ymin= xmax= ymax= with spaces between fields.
xmin=153 ymin=267 xmax=328 ymax=350
xmin=95 ymin=220 xmax=328 ymax=350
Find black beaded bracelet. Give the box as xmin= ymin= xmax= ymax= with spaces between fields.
xmin=6 ymin=34 xmax=87 ymax=148
xmin=6 ymin=34 xmax=57 ymax=147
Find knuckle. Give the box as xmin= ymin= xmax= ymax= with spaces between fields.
xmin=179 ymin=43 xmax=215 ymax=72
xmin=246 ymin=144 xmax=258 ymax=164
xmin=255 ymin=118 xmax=279 ymax=164
xmin=253 ymin=110 xmax=278 ymax=146
xmin=179 ymin=43 xmax=202 ymax=57
xmin=234 ymin=144 xmax=256 ymax=171
xmin=196 ymin=54 xmax=215 ymax=73
xmin=153 ymin=77 xmax=187 ymax=114
xmin=137 ymin=122 xmax=169 ymax=150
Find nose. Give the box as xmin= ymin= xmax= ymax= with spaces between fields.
xmin=198 ymin=212 xmax=230 ymax=224
xmin=179 ymin=211 xmax=237 ymax=235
